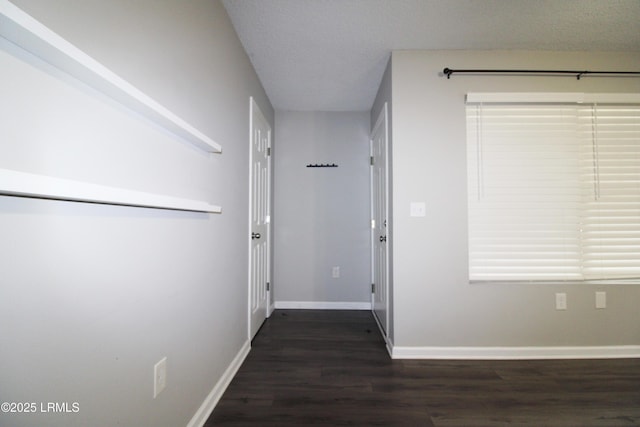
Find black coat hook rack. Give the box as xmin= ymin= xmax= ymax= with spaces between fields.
xmin=306 ymin=163 xmax=338 ymax=168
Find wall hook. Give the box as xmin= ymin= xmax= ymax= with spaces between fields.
xmin=306 ymin=163 xmax=338 ymax=168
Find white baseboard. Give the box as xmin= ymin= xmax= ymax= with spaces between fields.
xmin=186 ymin=340 xmax=251 ymax=427
xmin=274 ymin=301 xmax=372 ymax=310
xmin=390 ymin=345 xmax=640 ymax=360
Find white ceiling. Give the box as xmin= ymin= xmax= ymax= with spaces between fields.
xmin=221 ymin=0 xmax=640 ymax=111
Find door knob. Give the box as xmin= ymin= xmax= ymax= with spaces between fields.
xmin=252 ymin=232 xmax=261 ymax=240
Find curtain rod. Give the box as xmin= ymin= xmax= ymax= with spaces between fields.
xmin=443 ymin=68 xmax=640 ymax=80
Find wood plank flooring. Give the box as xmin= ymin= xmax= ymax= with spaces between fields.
xmin=206 ymin=310 xmax=640 ymax=426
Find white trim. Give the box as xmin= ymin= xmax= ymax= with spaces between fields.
xmin=0 ymin=168 xmax=221 ymax=213
xmin=582 ymin=93 xmax=640 ymax=104
xmin=391 ymin=345 xmax=640 ymax=360
xmin=370 ymin=101 xmax=391 ymax=338
xmin=274 ymin=301 xmax=372 ymax=310
xmin=466 ymin=92 xmax=640 ymax=104
xmin=267 ymin=301 xmax=275 ymax=317
xmin=385 ymin=338 xmax=394 ymax=359
xmin=371 ymin=307 xmax=393 ymax=358
xmin=186 ymin=340 xmax=250 ymax=427
xmin=247 ymin=97 xmax=253 ymax=340
xmin=467 ymin=92 xmax=584 ymax=104
xmin=0 ymin=0 xmax=221 ymax=153
xmin=247 ymin=97 xmax=272 ymax=340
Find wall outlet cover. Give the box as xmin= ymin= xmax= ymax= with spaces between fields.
xmin=410 ymin=202 xmax=426 ymax=217
xmin=332 ymin=266 xmax=340 ymax=278
xmin=555 ymin=293 xmax=567 ymax=310
xmin=154 ymin=357 xmax=167 ymax=398
xmin=595 ymin=291 xmax=607 ymax=309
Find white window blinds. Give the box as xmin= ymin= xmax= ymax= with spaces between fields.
xmin=466 ymin=93 xmax=640 ymax=283
xmin=581 ymin=105 xmax=640 ymax=281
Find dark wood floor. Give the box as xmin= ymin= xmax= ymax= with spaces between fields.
xmin=206 ymin=310 xmax=640 ymax=426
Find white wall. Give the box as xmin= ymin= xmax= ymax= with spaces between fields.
xmin=391 ymin=50 xmax=640 ymax=352
xmin=274 ymin=111 xmax=371 ymax=307
xmin=0 ymin=1 xmax=272 ymax=426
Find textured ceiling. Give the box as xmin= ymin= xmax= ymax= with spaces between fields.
xmin=221 ymin=0 xmax=640 ymax=111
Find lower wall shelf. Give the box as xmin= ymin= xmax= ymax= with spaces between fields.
xmin=0 ymin=168 xmax=221 ymax=213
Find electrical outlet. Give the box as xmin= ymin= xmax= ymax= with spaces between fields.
xmin=595 ymin=291 xmax=606 ymax=309
xmin=332 ymin=266 xmax=340 ymax=278
xmin=153 ymin=357 xmax=167 ymax=398
xmin=555 ymin=293 xmax=567 ymax=310
xmin=410 ymin=202 xmax=426 ymax=217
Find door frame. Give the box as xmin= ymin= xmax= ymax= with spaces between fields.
xmin=248 ymin=96 xmax=272 ymax=340
xmin=370 ymin=102 xmax=390 ymax=339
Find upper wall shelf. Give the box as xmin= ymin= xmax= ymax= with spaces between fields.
xmin=0 ymin=0 xmax=221 ymax=153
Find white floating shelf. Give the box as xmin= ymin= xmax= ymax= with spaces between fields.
xmin=0 ymin=0 xmax=221 ymax=153
xmin=0 ymin=169 xmax=222 ymax=214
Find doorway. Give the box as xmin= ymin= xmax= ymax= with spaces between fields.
xmin=371 ymin=102 xmax=389 ymax=336
xmin=249 ymin=97 xmax=272 ymax=339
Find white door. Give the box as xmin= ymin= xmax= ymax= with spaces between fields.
xmin=249 ymin=97 xmax=271 ymax=339
xmin=371 ymin=103 xmax=389 ymax=335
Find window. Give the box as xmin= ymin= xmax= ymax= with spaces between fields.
xmin=466 ymin=93 xmax=640 ymax=284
